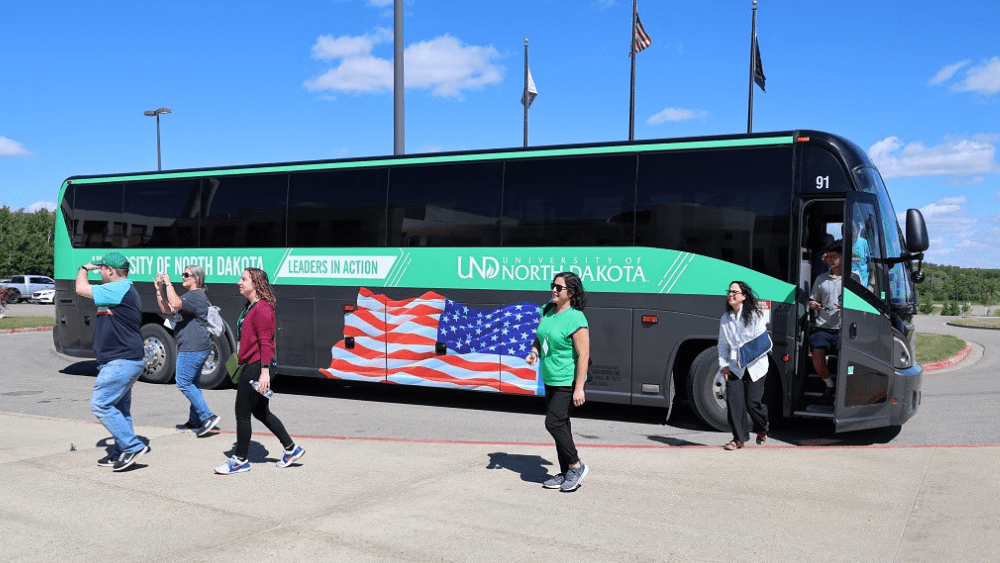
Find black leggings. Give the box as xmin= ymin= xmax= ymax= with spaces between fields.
xmin=234 ymin=363 xmax=294 ymax=459
xmin=544 ymin=385 xmax=580 ymax=474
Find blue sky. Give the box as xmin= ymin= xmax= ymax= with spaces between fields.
xmin=2 ymin=0 xmax=998 ymax=268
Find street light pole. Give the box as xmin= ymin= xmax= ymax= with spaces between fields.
xmin=143 ymin=107 xmax=172 ymax=170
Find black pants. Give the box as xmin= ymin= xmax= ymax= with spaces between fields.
xmin=725 ymin=372 xmax=769 ymax=443
xmin=234 ymin=363 xmax=294 ymax=459
xmin=544 ymin=385 xmax=579 ymax=474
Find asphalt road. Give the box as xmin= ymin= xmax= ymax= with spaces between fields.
xmin=1 ymin=311 xmax=995 ymax=448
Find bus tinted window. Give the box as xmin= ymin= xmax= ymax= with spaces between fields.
xmin=635 ymin=147 xmax=792 ymax=280
xmin=288 ymin=169 xmax=387 ymax=247
xmin=502 ymin=155 xmax=636 ymax=246
xmin=387 ymin=162 xmax=502 ymax=247
xmin=200 ymin=174 xmax=287 ymax=248
xmin=70 ymin=182 xmax=123 ymax=248
xmin=123 ymin=179 xmax=201 ymax=248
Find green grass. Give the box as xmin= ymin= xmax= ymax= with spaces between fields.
xmin=0 ymin=316 xmax=55 ymax=330
xmin=948 ymin=317 xmax=1000 ymax=328
xmin=915 ymin=332 xmax=966 ymax=364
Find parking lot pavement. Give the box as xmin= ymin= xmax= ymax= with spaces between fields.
xmin=2 ymin=411 xmax=997 ymax=563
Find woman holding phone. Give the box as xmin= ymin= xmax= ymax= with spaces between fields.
xmin=214 ymin=267 xmax=305 ymax=475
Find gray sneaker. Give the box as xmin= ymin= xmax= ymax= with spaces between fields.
xmin=560 ymin=463 xmax=589 ymax=492
xmin=542 ymin=473 xmax=565 ymax=489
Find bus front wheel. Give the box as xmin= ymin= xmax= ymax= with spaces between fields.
xmin=140 ymin=323 xmax=177 ymax=384
xmin=687 ymin=347 xmax=730 ymax=432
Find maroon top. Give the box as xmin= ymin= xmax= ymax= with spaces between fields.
xmin=238 ymin=300 xmax=275 ymax=367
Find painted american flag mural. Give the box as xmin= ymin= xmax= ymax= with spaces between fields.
xmin=321 ymin=288 xmax=543 ymax=395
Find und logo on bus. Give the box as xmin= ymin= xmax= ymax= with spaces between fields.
xmin=457 ymin=256 xmax=501 ymax=280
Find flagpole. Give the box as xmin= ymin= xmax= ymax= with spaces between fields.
xmin=524 ymin=38 xmax=529 ymax=147
xmin=629 ymin=0 xmax=638 ymax=141
xmin=747 ymin=0 xmax=757 ymax=134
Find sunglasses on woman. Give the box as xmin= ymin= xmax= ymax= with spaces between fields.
xmin=182 ymin=272 xmax=192 ymax=279
xmin=551 ymin=283 xmax=569 ymax=293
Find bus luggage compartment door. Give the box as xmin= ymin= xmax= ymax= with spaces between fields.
xmin=583 ymin=307 xmax=632 ymax=405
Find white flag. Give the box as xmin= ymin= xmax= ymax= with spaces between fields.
xmin=521 ymin=68 xmax=538 ymax=108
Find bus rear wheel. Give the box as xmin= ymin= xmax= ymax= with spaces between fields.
xmin=687 ymin=347 xmax=730 ymax=432
xmin=141 ymin=323 xmax=177 ymax=384
xmin=199 ymin=334 xmax=232 ymax=389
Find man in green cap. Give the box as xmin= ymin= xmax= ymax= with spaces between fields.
xmin=76 ymin=252 xmax=148 ymax=471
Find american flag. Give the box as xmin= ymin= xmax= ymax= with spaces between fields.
xmin=633 ymin=14 xmax=652 ymax=54
xmin=321 ymin=288 xmax=543 ymax=395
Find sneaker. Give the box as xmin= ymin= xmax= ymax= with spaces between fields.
xmin=276 ymin=444 xmax=305 ymax=468
xmin=560 ymin=462 xmax=589 ymax=492
xmin=176 ymin=421 xmax=199 ymax=433
xmin=215 ymin=455 xmax=250 ymax=475
xmin=113 ymin=445 xmax=149 ymax=471
xmin=542 ymin=473 xmax=565 ymax=489
xmin=821 ymin=385 xmax=835 ymax=405
xmin=196 ymin=414 xmax=221 ymax=437
xmin=97 ymin=451 xmax=121 ymax=467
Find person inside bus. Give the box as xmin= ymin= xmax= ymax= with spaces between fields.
xmin=215 ymin=267 xmax=305 ymax=475
xmin=851 ymin=212 xmax=875 ymax=291
xmin=809 ymin=241 xmax=843 ymax=403
xmin=718 ymin=280 xmax=770 ymax=450
xmin=525 ymin=271 xmax=591 ymax=492
xmin=154 ymin=265 xmax=221 ymax=437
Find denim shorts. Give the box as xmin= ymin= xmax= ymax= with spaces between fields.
xmin=809 ymin=328 xmax=840 ymax=349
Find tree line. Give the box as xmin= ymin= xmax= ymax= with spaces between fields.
xmin=0 ymin=207 xmax=55 ymax=278
xmin=915 ymin=263 xmax=1000 ymax=313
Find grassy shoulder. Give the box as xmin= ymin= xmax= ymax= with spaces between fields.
xmin=915 ymin=332 xmax=966 ymax=364
xmin=947 ymin=317 xmax=1000 ymax=328
xmin=0 ymin=316 xmax=56 ymax=331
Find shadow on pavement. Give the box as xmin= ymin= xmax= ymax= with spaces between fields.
xmin=486 ymin=452 xmax=553 ymax=483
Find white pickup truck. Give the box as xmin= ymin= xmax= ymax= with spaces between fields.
xmin=1 ymin=275 xmax=55 ymax=304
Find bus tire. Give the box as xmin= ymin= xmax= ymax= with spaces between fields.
xmin=140 ymin=323 xmax=176 ymax=384
xmin=687 ymin=347 xmax=730 ymax=432
xmin=199 ymin=334 xmax=232 ymax=389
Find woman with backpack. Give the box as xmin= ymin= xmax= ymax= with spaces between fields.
xmin=155 ymin=264 xmax=221 ymax=437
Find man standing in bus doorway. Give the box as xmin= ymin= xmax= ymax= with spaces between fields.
xmin=808 ymin=241 xmax=843 ymax=404
xmin=76 ymin=252 xmax=149 ymax=471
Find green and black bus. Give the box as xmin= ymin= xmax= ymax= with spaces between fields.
xmin=53 ymin=130 xmax=929 ymax=432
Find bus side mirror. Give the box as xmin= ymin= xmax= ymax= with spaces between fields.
xmin=905 ymin=209 xmax=929 ymax=253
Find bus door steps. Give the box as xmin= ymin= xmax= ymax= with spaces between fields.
xmin=793 ymin=405 xmax=834 ymax=419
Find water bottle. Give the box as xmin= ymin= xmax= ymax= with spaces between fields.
xmin=250 ymin=379 xmax=274 ymax=399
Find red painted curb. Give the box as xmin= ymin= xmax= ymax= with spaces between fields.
xmin=0 ymin=325 xmax=54 ymax=335
xmin=924 ymin=343 xmax=972 ymax=371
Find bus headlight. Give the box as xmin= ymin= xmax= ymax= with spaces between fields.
xmin=892 ymin=335 xmax=913 ymax=369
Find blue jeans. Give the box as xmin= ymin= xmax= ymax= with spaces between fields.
xmin=176 ymin=349 xmax=214 ymax=426
xmin=91 ymin=358 xmax=146 ymax=454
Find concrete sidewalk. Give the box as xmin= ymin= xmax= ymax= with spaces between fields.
xmin=2 ymin=412 xmax=996 ymax=563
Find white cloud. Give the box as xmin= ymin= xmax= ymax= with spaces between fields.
xmin=591 ymin=0 xmax=618 ymax=10
xmin=910 ymin=196 xmax=1000 ymax=267
xmin=868 ymin=136 xmax=1000 ymax=179
xmin=930 ymin=57 xmax=1000 ymax=95
xmin=304 ymin=31 xmax=503 ymax=100
xmin=0 ymin=136 xmax=33 ymax=157
xmin=26 ymin=201 xmax=55 ymax=212
xmin=928 ymin=60 xmax=969 ymax=86
xmin=954 ymin=57 xmax=1000 ymax=95
xmin=311 ymin=28 xmax=392 ymax=60
xmin=647 ymin=107 xmax=707 ymax=125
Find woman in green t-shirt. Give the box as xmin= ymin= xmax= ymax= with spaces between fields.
xmin=526 ymin=271 xmax=590 ymax=492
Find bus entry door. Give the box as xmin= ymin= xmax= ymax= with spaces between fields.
xmin=834 ymin=192 xmax=892 ymax=432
